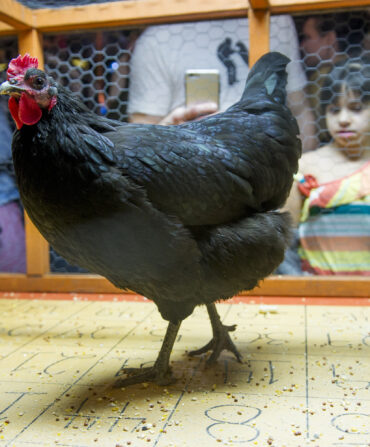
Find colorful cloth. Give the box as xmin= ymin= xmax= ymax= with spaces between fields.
xmin=0 ymin=201 xmax=26 ymax=273
xmin=296 ymin=162 xmax=370 ymax=275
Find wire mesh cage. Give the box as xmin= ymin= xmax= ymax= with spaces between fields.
xmin=295 ymin=10 xmax=370 ymax=143
xmin=0 ymin=6 xmax=369 ymax=277
xmin=44 ymin=29 xmax=140 ymax=123
xmin=0 ymin=37 xmax=19 ymax=124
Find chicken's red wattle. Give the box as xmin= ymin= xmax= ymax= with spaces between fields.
xmin=8 ymin=93 xmax=42 ymax=129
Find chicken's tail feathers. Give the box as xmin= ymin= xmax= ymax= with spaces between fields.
xmin=241 ymin=52 xmax=290 ymax=104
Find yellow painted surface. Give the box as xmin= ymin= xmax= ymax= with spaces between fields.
xmin=0 ymin=0 xmax=33 ymax=30
xmin=0 ymin=297 xmax=368 ymax=446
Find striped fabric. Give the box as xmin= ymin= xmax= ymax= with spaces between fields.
xmin=296 ymin=162 xmax=370 ymax=275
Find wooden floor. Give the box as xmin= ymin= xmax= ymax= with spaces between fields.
xmin=0 ymin=292 xmax=368 ymax=447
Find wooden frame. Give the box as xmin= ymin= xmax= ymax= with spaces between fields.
xmin=0 ymin=0 xmax=369 ymax=297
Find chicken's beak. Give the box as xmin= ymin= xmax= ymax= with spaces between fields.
xmin=0 ymin=80 xmax=24 ymax=97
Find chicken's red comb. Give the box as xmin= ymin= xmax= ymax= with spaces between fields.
xmin=7 ymin=54 xmax=38 ymax=80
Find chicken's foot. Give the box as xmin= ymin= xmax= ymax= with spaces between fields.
xmin=114 ymin=320 xmax=181 ymax=387
xmin=189 ymin=303 xmax=243 ymax=365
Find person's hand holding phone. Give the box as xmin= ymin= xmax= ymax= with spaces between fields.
xmin=159 ymin=102 xmax=218 ymax=125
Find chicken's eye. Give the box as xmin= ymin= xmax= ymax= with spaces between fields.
xmin=33 ymin=77 xmax=45 ymax=90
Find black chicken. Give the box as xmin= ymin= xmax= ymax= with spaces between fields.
xmin=0 ymin=52 xmax=301 ymax=386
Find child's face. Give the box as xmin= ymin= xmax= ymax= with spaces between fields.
xmin=325 ymin=88 xmax=370 ymax=155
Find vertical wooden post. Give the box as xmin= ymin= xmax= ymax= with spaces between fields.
xmin=248 ymin=5 xmax=270 ymax=67
xmin=18 ymin=29 xmax=44 ymax=68
xmin=17 ymin=29 xmax=50 ymax=275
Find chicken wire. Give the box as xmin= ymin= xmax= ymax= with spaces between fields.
xmin=0 ymin=9 xmax=370 ymax=275
xmin=295 ymin=10 xmax=370 ymax=144
xmin=44 ymin=29 xmax=139 ymax=122
xmin=0 ymin=37 xmax=18 ymax=115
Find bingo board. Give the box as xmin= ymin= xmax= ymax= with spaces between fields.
xmin=0 ymin=293 xmax=368 ymax=447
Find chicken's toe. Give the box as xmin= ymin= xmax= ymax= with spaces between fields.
xmin=189 ymin=323 xmax=243 ymax=365
xmin=114 ymin=320 xmax=181 ymax=387
xmin=114 ymin=365 xmax=176 ymax=387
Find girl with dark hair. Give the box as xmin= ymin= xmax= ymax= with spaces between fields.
xmin=284 ymin=57 xmax=370 ymax=275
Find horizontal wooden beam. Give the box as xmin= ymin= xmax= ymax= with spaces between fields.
xmin=0 ymin=274 xmax=368 ymax=297
xmin=0 ymin=0 xmax=368 ymax=37
xmin=15 ymin=0 xmax=370 ymax=35
xmin=0 ymin=0 xmax=33 ymax=30
xmin=0 ymin=23 xmax=17 ymax=36
xmin=31 ymin=0 xmax=249 ymax=32
xmin=253 ymin=276 xmax=370 ymax=297
xmin=269 ymin=0 xmax=370 ymax=13
xmin=249 ymin=0 xmax=270 ymax=9
xmin=0 ymin=274 xmax=123 ymax=294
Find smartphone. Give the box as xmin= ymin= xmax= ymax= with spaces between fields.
xmin=185 ymin=69 xmax=220 ymax=107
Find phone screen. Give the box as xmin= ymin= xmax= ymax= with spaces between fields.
xmin=185 ymin=69 xmax=220 ymax=107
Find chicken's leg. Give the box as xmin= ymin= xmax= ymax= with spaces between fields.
xmin=115 ymin=320 xmax=181 ymax=387
xmin=189 ymin=303 xmax=243 ymax=365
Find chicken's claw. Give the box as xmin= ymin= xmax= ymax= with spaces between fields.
xmin=189 ymin=304 xmax=243 ymax=365
xmin=189 ymin=323 xmax=242 ymax=365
